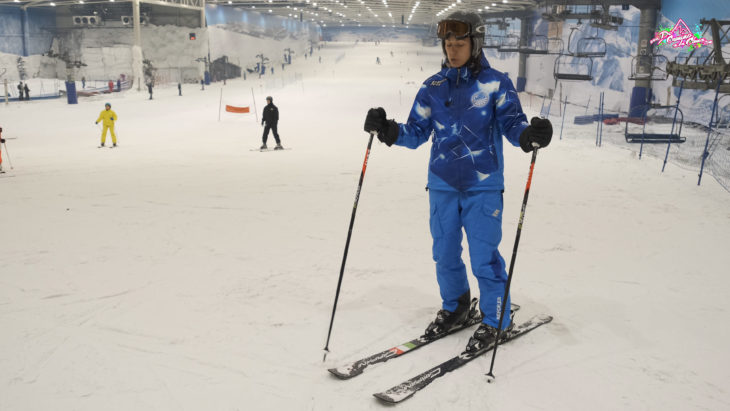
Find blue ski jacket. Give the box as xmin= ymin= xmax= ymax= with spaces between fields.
xmin=395 ymin=53 xmax=529 ymax=192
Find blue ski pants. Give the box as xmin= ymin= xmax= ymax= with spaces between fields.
xmin=429 ymin=189 xmax=511 ymax=329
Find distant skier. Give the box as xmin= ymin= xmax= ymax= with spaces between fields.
xmin=81 ymin=76 xmax=86 ymax=89
xmin=178 ymin=82 xmax=182 ymax=96
xmin=107 ymin=80 xmax=114 ymax=93
xmin=363 ymin=11 xmax=552 ymax=353
xmin=117 ymin=78 xmax=121 ymax=92
xmin=95 ymin=103 xmax=118 ymax=147
xmin=376 ymin=57 xmax=381 ymax=65
xmin=23 ymin=83 xmax=29 ymax=101
xmin=147 ymin=82 xmax=153 ymax=100
xmin=260 ymin=96 xmax=283 ymax=150
xmin=0 ymin=126 xmax=5 ymax=172
xmin=17 ymin=82 xmax=23 ymax=101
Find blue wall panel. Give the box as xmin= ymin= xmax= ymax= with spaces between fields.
xmin=661 ymin=0 xmax=730 ymax=26
xmin=0 ymin=5 xmax=55 ymax=56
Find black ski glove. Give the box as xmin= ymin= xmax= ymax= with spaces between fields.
xmin=519 ymin=117 xmax=553 ymax=152
xmin=363 ymin=107 xmax=398 ymax=146
xmin=0 ymin=139 xmax=4 ymax=144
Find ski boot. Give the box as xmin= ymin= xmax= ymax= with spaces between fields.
xmin=465 ymin=320 xmax=514 ymax=353
xmin=274 ymin=143 xmax=284 ymax=150
xmin=424 ymin=291 xmax=471 ymax=338
xmin=113 ymin=143 xmax=117 ymax=147
xmin=260 ymin=143 xmax=267 ymax=150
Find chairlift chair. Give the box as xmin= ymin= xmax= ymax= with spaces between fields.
xmin=553 ymin=54 xmax=594 ymax=81
xmin=628 ymin=54 xmax=669 ymax=81
xmin=547 ymin=37 xmax=564 ymax=55
xmin=498 ymin=34 xmax=521 ymax=53
xmin=567 ymin=26 xmax=607 ymax=58
xmin=484 ymin=35 xmax=503 ymax=49
xmin=519 ymin=35 xmax=549 ymax=55
xmin=575 ymin=36 xmax=607 ymax=57
xmin=624 ymin=104 xmax=685 ymax=144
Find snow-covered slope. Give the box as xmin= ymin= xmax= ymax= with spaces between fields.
xmin=1 ymin=42 xmax=729 ymax=411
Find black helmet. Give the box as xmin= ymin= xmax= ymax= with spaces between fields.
xmin=266 ymin=96 xmax=273 ymax=102
xmin=439 ymin=11 xmax=485 ymax=69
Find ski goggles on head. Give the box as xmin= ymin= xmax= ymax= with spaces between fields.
xmin=437 ymin=20 xmax=485 ymax=39
xmin=437 ymin=20 xmax=471 ymax=39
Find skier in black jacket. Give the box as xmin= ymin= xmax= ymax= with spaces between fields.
xmin=261 ymin=96 xmax=283 ymax=150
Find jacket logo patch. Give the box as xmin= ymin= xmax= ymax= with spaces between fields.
xmin=471 ymin=91 xmax=489 ymax=108
xmin=430 ymin=78 xmax=447 ymax=86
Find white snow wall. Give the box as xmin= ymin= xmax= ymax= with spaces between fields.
xmin=205 ymin=4 xmax=320 ymax=73
xmin=51 ymin=25 xmax=208 ymax=84
xmin=2 ymin=5 xmax=319 ymax=85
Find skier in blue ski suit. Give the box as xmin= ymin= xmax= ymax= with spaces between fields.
xmin=364 ymin=11 xmax=552 ymax=352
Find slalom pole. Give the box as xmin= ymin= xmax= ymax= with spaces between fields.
xmin=218 ymin=87 xmax=223 ymax=122
xmin=559 ymin=96 xmax=567 ymax=141
xmin=486 ymin=144 xmax=540 ymax=382
xmin=251 ymin=88 xmax=259 ymax=124
xmin=3 ymin=141 xmax=13 ymax=169
xmin=323 ymin=131 xmax=376 ymax=362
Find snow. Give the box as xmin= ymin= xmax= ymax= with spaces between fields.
xmin=1 ymin=41 xmax=730 ymax=410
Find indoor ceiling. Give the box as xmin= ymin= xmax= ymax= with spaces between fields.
xmin=0 ymin=0 xmax=539 ymax=27
xmin=209 ymin=0 xmax=539 ymax=27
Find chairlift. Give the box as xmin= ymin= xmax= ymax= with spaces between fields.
xmin=519 ymin=35 xmax=549 ymax=54
xmin=484 ymin=35 xmax=503 ymax=49
xmin=553 ymin=55 xmax=594 ymax=81
xmin=547 ymin=37 xmax=564 ymax=55
xmin=628 ymin=54 xmax=668 ymax=81
xmin=624 ymin=104 xmax=685 ymax=144
xmin=575 ymin=36 xmax=607 ymax=57
xmin=498 ymin=34 xmax=520 ymax=53
xmin=567 ymin=26 xmax=606 ymax=58
xmin=711 ymin=94 xmax=730 ymax=129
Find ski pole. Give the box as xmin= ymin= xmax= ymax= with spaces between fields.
xmin=486 ymin=144 xmax=540 ymax=382
xmin=323 ymin=131 xmax=376 ymax=362
xmin=3 ymin=141 xmax=13 ymax=169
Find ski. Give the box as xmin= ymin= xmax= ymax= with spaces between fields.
xmin=328 ymin=300 xmax=520 ymax=379
xmin=373 ymin=314 xmax=553 ymax=404
xmin=250 ymin=147 xmax=290 ymax=152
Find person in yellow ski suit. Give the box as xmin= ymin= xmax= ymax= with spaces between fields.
xmin=95 ymin=103 xmax=118 ymax=147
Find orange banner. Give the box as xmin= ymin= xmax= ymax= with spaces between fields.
xmin=225 ymin=105 xmax=250 ymax=113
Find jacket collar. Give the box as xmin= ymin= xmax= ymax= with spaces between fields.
xmin=440 ymin=53 xmax=491 ymax=82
